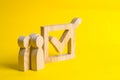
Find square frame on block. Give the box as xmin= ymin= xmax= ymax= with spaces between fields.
xmin=41 ymin=23 xmax=75 ymax=63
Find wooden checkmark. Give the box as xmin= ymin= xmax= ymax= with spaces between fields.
xmin=49 ymin=30 xmax=71 ymax=53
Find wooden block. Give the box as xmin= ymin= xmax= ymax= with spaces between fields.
xmin=41 ymin=18 xmax=82 ymax=63
xmin=42 ymin=24 xmax=72 ymax=31
xmin=18 ymin=36 xmax=30 ymax=71
xmin=46 ymin=54 xmax=72 ymax=63
xmin=41 ymin=27 xmax=49 ymax=60
xmin=30 ymin=35 xmax=44 ymax=71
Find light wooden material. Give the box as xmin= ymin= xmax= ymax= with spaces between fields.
xmin=18 ymin=36 xmax=30 ymax=71
xmin=49 ymin=30 xmax=71 ymax=53
xmin=71 ymin=18 xmax=82 ymax=28
xmin=18 ymin=18 xmax=81 ymax=71
xmin=41 ymin=18 xmax=82 ymax=63
xmin=29 ymin=33 xmax=38 ymax=69
xmin=31 ymin=34 xmax=44 ymax=71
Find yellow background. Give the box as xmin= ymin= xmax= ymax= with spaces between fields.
xmin=0 ymin=0 xmax=120 ymax=80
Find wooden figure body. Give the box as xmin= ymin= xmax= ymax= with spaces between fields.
xmin=18 ymin=36 xmax=30 ymax=71
xmin=30 ymin=34 xmax=44 ymax=71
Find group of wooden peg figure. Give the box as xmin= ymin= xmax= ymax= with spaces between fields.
xmin=18 ymin=18 xmax=82 ymax=71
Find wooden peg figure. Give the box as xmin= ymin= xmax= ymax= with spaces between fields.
xmin=29 ymin=33 xmax=38 ymax=69
xmin=18 ymin=36 xmax=30 ymax=71
xmin=31 ymin=34 xmax=44 ymax=71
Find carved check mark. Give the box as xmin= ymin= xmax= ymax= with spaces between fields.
xmin=49 ymin=30 xmax=71 ymax=53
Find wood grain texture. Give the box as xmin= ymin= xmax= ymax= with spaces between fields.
xmin=18 ymin=18 xmax=81 ymax=71
xmin=41 ymin=18 xmax=81 ymax=63
xmin=31 ymin=48 xmax=44 ymax=71
xmin=18 ymin=36 xmax=30 ymax=71
xmin=30 ymin=34 xmax=44 ymax=71
xmin=49 ymin=30 xmax=71 ymax=53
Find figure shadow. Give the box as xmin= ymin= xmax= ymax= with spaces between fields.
xmin=1 ymin=62 xmax=18 ymax=71
xmin=0 ymin=51 xmax=19 ymax=71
